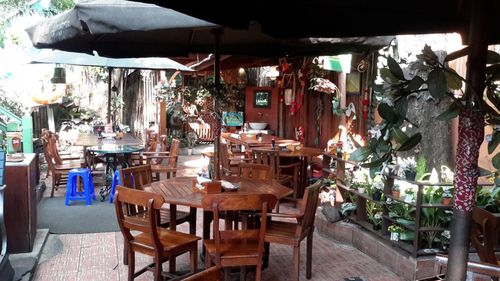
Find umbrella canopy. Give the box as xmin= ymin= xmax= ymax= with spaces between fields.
xmin=135 ymin=0 xmax=500 ymax=44
xmin=30 ymin=49 xmax=194 ymax=71
xmin=25 ymin=0 xmax=392 ymax=58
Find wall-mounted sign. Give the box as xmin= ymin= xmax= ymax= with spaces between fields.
xmin=222 ymin=111 xmax=244 ymax=126
xmin=254 ymin=90 xmax=271 ymax=108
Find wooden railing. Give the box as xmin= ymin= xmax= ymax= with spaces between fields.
xmin=322 ymin=152 xmax=494 ymax=257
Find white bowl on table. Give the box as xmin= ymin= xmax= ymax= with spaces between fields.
xmin=249 ymin=122 xmax=267 ymax=130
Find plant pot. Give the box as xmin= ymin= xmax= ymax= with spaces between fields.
xmin=441 ymin=197 xmax=452 ymax=205
xmin=357 ymin=188 xmax=365 ymax=194
xmin=187 ymin=148 xmax=193 ymax=156
xmin=404 ymin=170 xmax=417 ymax=181
xmin=392 ymin=190 xmax=400 ymax=198
xmin=372 ymin=191 xmax=382 ymax=201
xmin=372 ymin=224 xmax=381 ymax=231
xmin=390 ymin=232 xmax=400 ymax=241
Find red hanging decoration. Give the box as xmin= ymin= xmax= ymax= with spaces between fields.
xmin=362 ymin=88 xmax=370 ymax=120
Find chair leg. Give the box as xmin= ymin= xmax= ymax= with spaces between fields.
xmin=255 ymin=263 xmax=262 ymax=281
xmin=190 ymin=246 xmax=197 ymax=273
xmin=224 ymin=268 xmax=230 ymax=281
xmin=293 ymin=245 xmax=300 ymax=281
xmin=204 ymin=250 xmax=211 ymax=270
xmin=154 ymin=256 xmax=162 ymax=281
xmin=239 ymin=266 xmax=246 ymax=281
xmin=306 ymin=232 xmax=313 ymax=279
xmin=123 ymin=243 xmax=128 ymax=265
xmin=51 ymin=175 xmax=57 ymax=198
xmin=127 ymin=248 xmax=135 ymax=281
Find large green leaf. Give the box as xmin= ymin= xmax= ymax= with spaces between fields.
xmin=444 ymin=69 xmax=463 ymax=90
xmin=361 ymin=154 xmax=388 ymax=168
xmin=380 ymin=68 xmax=398 ymax=84
xmin=406 ymin=76 xmax=424 ymax=92
xmin=492 ymin=152 xmax=500 ymax=170
xmin=378 ymin=103 xmax=397 ymax=122
xmin=487 ymin=50 xmax=500 ymax=64
xmin=397 ymin=133 xmax=422 ymax=152
xmin=444 ymin=46 xmax=469 ymax=62
xmin=486 ymin=90 xmax=500 ymax=111
xmin=387 ymin=56 xmax=405 ymax=81
xmin=349 ymin=147 xmax=371 ymax=162
xmin=427 ymin=69 xmax=447 ymax=99
xmin=391 ymin=128 xmax=409 ymax=144
xmin=394 ymin=97 xmax=409 ymax=119
xmin=436 ymin=102 xmax=460 ymax=121
xmin=488 ymin=131 xmax=500 ymax=154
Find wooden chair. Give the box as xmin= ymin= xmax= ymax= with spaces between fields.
xmin=41 ymin=136 xmax=81 ymax=197
xmin=423 ymin=254 xmax=500 ymax=281
xmin=238 ymin=163 xmax=271 ymax=181
xmin=144 ymin=138 xmax=180 ymax=180
xmin=181 ymin=266 xmax=221 ymax=281
xmin=203 ymin=193 xmax=277 ymax=281
xmin=471 ymin=206 xmax=500 ymax=266
xmin=114 ymin=186 xmax=200 ymax=281
xmin=220 ymin=140 xmax=251 ymax=176
xmin=120 ymin=164 xmax=197 ymax=234
xmin=119 ymin=165 xmax=197 ymax=267
xmin=41 ymin=130 xmax=81 ymax=177
xmin=252 ymin=148 xmax=300 ymax=205
xmin=264 ymin=180 xmax=322 ymax=281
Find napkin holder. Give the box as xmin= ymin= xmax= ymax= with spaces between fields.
xmin=192 ymin=179 xmax=221 ymax=194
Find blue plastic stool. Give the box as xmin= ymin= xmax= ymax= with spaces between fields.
xmin=109 ymin=170 xmax=121 ymax=203
xmin=65 ymin=168 xmax=96 ymax=206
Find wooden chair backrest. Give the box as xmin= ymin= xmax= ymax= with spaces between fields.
xmin=114 ymin=186 xmax=164 ymax=249
xmin=295 ymin=180 xmax=322 ymax=238
xmin=168 ymin=138 xmax=180 ymax=167
xmin=120 ymin=164 xmax=153 ymax=215
xmin=120 ymin=164 xmax=153 ymax=190
xmin=252 ymin=148 xmax=280 ymax=180
xmin=159 ymin=135 xmax=168 ymax=152
xmin=219 ymin=141 xmax=231 ymax=174
xmin=202 ymin=193 xmax=277 ymax=267
xmin=238 ymin=163 xmax=271 ymax=180
xmin=146 ymin=131 xmax=158 ymax=152
xmin=42 ymin=131 xmax=64 ymax=165
xmin=41 ymin=135 xmax=58 ymax=172
xmin=183 ymin=266 xmax=221 ymax=281
xmin=471 ymin=206 xmax=500 ymax=265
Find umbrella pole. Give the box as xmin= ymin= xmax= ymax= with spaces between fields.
xmin=213 ymin=29 xmax=222 ymax=180
xmin=447 ymin=0 xmax=488 ymax=279
xmin=107 ymin=67 xmax=113 ymax=124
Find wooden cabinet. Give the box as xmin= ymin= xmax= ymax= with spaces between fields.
xmin=5 ymin=153 xmax=38 ymax=253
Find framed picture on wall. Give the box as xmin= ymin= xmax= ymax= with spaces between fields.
xmin=346 ymin=72 xmax=361 ymax=95
xmin=254 ymin=90 xmax=271 ymax=108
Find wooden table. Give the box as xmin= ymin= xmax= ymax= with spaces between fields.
xmin=148 ymin=176 xmax=292 ymax=270
xmin=222 ymin=133 xmax=299 ymax=150
xmin=74 ymin=133 xmax=143 ymax=147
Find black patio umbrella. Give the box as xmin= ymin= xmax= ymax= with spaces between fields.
xmin=25 ymin=0 xmax=392 ymax=181
xmin=29 ymin=48 xmax=194 ymax=122
xmin=25 ymin=0 xmax=392 ymax=58
xmin=135 ymin=0 xmax=500 ymax=279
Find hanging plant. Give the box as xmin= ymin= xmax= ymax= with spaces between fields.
xmin=309 ymin=77 xmax=341 ymax=115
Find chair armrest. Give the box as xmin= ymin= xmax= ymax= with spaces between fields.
xmin=142 ymin=151 xmax=170 ymax=156
xmin=279 ymin=162 xmax=301 ymax=169
xmin=252 ymin=212 xmax=304 ymax=219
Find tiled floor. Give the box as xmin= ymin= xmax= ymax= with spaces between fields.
xmin=33 ymin=147 xmax=404 ymax=281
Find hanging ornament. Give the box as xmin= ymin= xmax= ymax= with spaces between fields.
xmin=295 ymin=126 xmax=305 ymax=141
xmin=362 ymin=88 xmax=370 ymax=120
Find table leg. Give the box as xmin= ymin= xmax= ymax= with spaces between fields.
xmin=202 ymin=211 xmax=213 ymax=259
xmin=169 ymin=204 xmax=177 ymax=273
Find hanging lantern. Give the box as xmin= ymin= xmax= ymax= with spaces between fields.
xmin=50 ymin=67 xmax=66 ymax=84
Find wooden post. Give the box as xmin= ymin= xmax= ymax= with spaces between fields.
xmin=447 ymin=0 xmax=488 ymax=279
xmin=213 ymin=29 xmax=222 ymax=180
xmin=107 ymin=67 xmax=113 ymax=124
xmin=159 ymin=101 xmax=167 ymax=136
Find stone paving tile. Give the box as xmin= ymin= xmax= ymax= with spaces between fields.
xmin=35 ymin=152 xmax=404 ymax=281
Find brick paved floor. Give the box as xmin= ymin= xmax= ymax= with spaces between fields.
xmin=34 ymin=147 xmax=404 ymax=281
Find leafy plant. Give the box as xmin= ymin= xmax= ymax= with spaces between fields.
xmin=388 ymin=224 xmax=404 ymax=233
xmin=366 ymin=201 xmax=383 ymax=226
xmin=415 ymin=155 xmax=427 ymax=181
xmin=476 ymin=186 xmax=500 ymax=213
xmin=420 ymin=186 xmax=453 ymax=248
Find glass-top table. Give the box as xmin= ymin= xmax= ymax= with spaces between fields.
xmin=88 ymin=145 xmax=144 ymax=200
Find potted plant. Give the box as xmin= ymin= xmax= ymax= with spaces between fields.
xmin=371 ymin=181 xmax=384 ymax=201
xmin=441 ymin=189 xmax=453 ymax=205
xmin=185 ymin=131 xmax=198 ymax=156
xmin=370 ymin=212 xmax=383 ymax=230
xmin=440 ymin=230 xmax=451 ymax=251
xmin=388 ymin=224 xmax=404 ymax=241
xmin=400 ymin=157 xmax=417 ymax=181
xmin=392 ymin=184 xmax=401 ymax=199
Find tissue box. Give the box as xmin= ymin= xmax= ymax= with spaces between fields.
xmin=192 ymin=179 xmax=221 ymax=194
